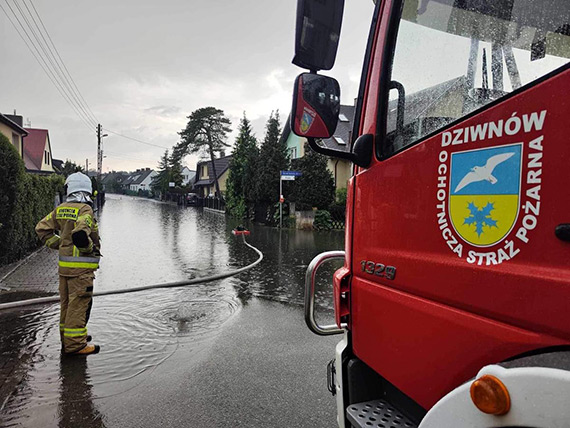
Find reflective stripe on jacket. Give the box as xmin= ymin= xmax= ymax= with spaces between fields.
xmin=35 ymin=202 xmax=101 ymax=277
xmin=59 ymin=255 xmax=100 ymax=269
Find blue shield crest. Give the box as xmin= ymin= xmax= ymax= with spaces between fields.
xmin=449 ymin=144 xmax=522 ymax=247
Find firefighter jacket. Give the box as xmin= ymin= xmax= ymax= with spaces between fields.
xmin=35 ymin=202 xmax=101 ymax=277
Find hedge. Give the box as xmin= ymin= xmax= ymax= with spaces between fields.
xmin=0 ymin=133 xmax=64 ymax=265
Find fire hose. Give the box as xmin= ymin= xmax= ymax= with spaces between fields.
xmin=0 ymin=233 xmax=263 ymax=311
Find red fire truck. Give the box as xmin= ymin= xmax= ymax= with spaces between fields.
xmin=291 ymin=0 xmax=570 ymax=426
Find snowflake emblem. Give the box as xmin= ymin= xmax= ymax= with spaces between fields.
xmin=463 ymin=202 xmax=498 ymax=237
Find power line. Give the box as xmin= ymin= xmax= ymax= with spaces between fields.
xmin=3 ymin=0 xmax=171 ymax=161
xmin=1 ymin=0 xmax=95 ymax=130
xmin=19 ymin=0 xmax=97 ymax=126
xmin=105 ymin=150 xmax=159 ymax=163
xmin=8 ymin=0 xmax=97 ymax=128
xmin=25 ymin=0 xmax=99 ymax=125
xmin=9 ymin=0 xmax=96 ymax=128
xmin=0 ymin=0 xmax=95 ymax=131
xmin=103 ymin=128 xmax=171 ymax=149
xmin=105 ymin=154 xmax=159 ymax=165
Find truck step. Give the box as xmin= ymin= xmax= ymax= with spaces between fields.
xmin=347 ymin=399 xmax=418 ymax=428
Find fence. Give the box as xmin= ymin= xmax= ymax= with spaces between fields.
xmin=329 ymin=204 xmax=346 ymax=230
xmin=203 ymin=197 xmax=226 ymax=212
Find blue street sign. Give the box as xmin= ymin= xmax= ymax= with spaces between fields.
xmin=280 ymin=170 xmax=302 ymax=177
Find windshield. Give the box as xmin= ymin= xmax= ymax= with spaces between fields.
xmin=384 ymin=0 xmax=570 ymax=156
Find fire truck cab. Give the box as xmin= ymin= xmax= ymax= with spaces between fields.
xmin=291 ymin=0 xmax=570 ymax=427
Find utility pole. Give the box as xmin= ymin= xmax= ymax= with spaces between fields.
xmin=96 ymin=124 xmax=103 ymax=211
xmin=97 ymin=124 xmax=102 ymax=183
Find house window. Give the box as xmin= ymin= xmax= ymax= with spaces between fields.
xmin=11 ymin=133 xmax=19 ymax=149
xmin=45 ymin=151 xmax=48 ymax=164
xmin=289 ymin=147 xmax=297 ymax=159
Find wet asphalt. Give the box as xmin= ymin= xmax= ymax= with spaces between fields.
xmin=96 ymin=299 xmax=339 ymax=428
xmin=0 ymin=196 xmax=344 ymax=427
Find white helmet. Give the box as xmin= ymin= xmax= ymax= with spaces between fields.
xmin=65 ymin=172 xmax=92 ymax=196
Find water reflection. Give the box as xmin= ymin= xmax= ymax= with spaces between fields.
xmin=0 ymin=196 xmax=343 ymax=426
xmin=58 ymin=356 xmax=105 ymax=428
xmin=223 ymin=213 xmax=344 ymax=309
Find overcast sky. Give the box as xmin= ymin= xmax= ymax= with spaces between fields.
xmin=1 ymin=0 xmax=375 ymax=172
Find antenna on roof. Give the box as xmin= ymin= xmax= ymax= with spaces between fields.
xmin=25 ymin=118 xmax=32 ymax=127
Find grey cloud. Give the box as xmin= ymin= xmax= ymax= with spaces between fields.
xmin=144 ymin=105 xmax=182 ymax=117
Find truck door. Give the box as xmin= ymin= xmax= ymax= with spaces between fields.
xmin=351 ymin=0 xmax=570 ymax=409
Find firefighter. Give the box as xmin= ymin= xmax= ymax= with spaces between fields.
xmin=36 ymin=172 xmax=101 ymax=355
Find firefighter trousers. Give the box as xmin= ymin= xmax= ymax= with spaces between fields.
xmin=59 ymin=273 xmax=94 ymax=353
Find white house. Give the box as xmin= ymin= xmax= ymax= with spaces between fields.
xmin=127 ymin=168 xmax=157 ymax=192
xmin=181 ymin=166 xmax=196 ymax=186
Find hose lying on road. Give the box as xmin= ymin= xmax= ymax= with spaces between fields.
xmin=0 ymin=234 xmax=263 ymax=311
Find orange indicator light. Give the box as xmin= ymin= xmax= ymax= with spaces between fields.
xmin=470 ymin=375 xmax=511 ymax=415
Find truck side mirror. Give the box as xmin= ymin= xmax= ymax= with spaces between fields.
xmin=292 ymin=0 xmax=344 ymax=71
xmin=291 ymin=73 xmax=340 ymax=138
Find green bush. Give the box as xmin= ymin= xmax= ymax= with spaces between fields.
xmin=272 ymin=201 xmax=294 ymax=227
xmin=227 ymin=197 xmax=247 ymax=219
xmin=336 ymin=188 xmax=347 ymax=205
xmin=0 ymin=133 xmax=64 ymax=265
xmin=313 ymin=210 xmax=333 ymax=231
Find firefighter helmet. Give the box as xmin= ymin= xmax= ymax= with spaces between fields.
xmin=65 ymin=172 xmax=92 ymax=196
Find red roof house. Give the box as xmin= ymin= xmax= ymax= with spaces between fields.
xmin=23 ymin=128 xmax=55 ymax=173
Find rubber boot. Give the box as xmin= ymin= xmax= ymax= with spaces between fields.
xmin=61 ymin=336 xmax=92 ymax=353
xmin=72 ymin=344 xmax=100 ymax=355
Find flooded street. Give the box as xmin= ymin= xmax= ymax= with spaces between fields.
xmin=0 ymin=195 xmax=344 ymax=427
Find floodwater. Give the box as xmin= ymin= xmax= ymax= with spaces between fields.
xmin=0 ymin=195 xmax=344 ymax=427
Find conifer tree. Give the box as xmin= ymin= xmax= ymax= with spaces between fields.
xmin=226 ymin=113 xmax=258 ymax=217
xmin=176 ymin=107 xmax=231 ymax=198
xmin=151 ymin=150 xmax=171 ymax=199
xmin=59 ymin=160 xmax=84 ymax=176
xmin=254 ymin=111 xmax=288 ymax=204
xmin=168 ymin=152 xmax=183 ymax=188
xmin=291 ymin=143 xmax=335 ymax=210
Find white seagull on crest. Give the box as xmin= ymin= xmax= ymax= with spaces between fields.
xmin=454 ymin=152 xmax=515 ymax=193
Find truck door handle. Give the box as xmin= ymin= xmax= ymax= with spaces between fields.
xmin=305 ymin=251 xmax=347 ymax=336
xmin=555 ymin=224 xmax=570 ymax=242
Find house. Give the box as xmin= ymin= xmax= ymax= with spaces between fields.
xmin=52 ymin=158 xmax=64 ymax=172
xmin=193 ymin=155 xmax=232 ymax=197
xmin=23 ymin=128 xmax=55 ymax=174
xmin=125 ymin=168 xmax=157 ymax=193
xmin=101 ymin=171 xmax=127 ymax=193
xmin=282 ymin=104 xmax=355 ymax=191
xmin=181 ymin=166 xmax=196 ymax=187
xmin=384 ymin=76 xmax=467 ymax=154
xmin=0 ymin=113 xmax=28 ymax=158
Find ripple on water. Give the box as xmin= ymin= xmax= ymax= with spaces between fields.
xmin=0 ymin=282 xmax=239 ymax=427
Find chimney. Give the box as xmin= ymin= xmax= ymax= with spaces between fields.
xmin=5 ymin=113 xmax=23 ymax=127
xmin=220 ymin=150 xmax=226 ymax=158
